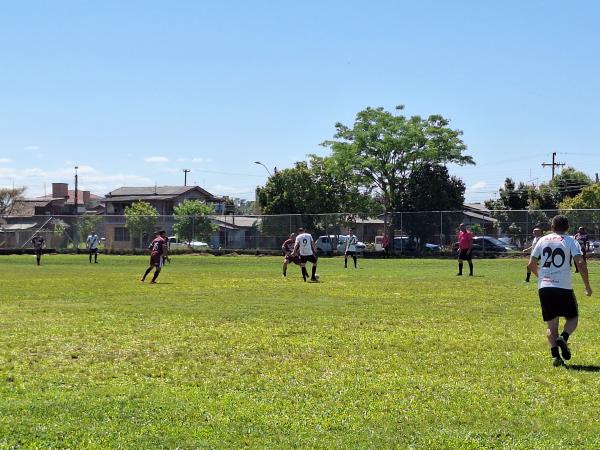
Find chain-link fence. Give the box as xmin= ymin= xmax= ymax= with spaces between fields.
xmin=1 ymin=210 xmax=599 ymax=256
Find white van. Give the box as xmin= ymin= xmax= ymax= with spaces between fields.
xmin=168 ymin=236 xmax=209 ymax=250
xmin=316 ymin=235 xmax=366 ymax=255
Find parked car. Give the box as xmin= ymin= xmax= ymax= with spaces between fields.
xmin=168 ymin=236 xmax=209 ymax=250
xmin=315 ymin=235 xmax=366 ymax=255
xmin=391 ymin=236 xmax=440 ymax=255
xmin=453 ymin=236 xmax=519 ymax=256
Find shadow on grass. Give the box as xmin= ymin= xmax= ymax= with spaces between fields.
xmin=565 ymin=364 xmax=600 ymax=372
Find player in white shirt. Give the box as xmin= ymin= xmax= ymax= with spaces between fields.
xmin=86 ymin=232 xmax=100 ymax=264
xmin=344 ymin=228 xmax=359 ymax=269
xmin=522 ymin=227 xmax=542 ymax=282
xmin=293 ymin=227 xmax=319 ymax=282
xmin=527 ymin=215 xmax=592 ymax=367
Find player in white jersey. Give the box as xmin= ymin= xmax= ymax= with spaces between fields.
xmin=344 ymin=228 xmax=359 ymax=269
xmin=293 ymin=227 xmax=319 ymax=282
xmin=86 ymin=232 xmax=100 ymax=264
xmin=528 ymin=215 xmax=592 ymax=367
xmin=522 ymin=227 xmax=542 ymax=282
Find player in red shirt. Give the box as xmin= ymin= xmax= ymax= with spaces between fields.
xmin=141 ymin=230 xmax=170 ymax=283
xmin=281 ymin=233 xmax=300 ymax=277
xmin=457 ymin=223 xmax=474 ymax=276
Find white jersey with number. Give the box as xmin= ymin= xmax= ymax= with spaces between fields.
xmin=86 ymin=234 xmax=100 ymax=249
xmin=295 ymin=233 xmax=314 ymax=256
xmin=346 ymin=235 xmax=358 ymax=252
xmin=531 ymin=233 xmax=582 ymax=290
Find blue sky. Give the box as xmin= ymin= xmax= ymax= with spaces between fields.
xmin=1 ymin=0 xmax=599 ymax=203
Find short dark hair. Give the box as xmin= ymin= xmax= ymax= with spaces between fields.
xmin=551 ymin=215 xmax=569 ymax=233
xmin=298 ymin=227 xmax=304 ymax=233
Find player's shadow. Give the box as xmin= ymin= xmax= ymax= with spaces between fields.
xmin=565 ymin=364 xmax=600 ymax=372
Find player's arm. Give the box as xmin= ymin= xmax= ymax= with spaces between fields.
xmin=292 ymin=242 xmax=299 ymax=256
xmin=527 ymin=255 xmax=539 ymax=277
xmin=573 ymin=255 xmax=592 ymax=295
xmin=311 ymin=238 xmax=318 ymax=255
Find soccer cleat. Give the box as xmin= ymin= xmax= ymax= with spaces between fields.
xmin=456 ymin=273 xmax=462 ymax=276
xmin=552 ymin=356 xmax=565 ymax=367
xmin=556 ymin=336 xmax=571 ymax=360
xmin=310 ymin=278 xmax=320 ymax=283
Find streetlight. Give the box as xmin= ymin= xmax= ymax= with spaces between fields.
xmin=254 ymin=161 xmax=273 ymax=177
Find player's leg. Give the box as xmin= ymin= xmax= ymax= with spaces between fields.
xmin=310 ymin=256 xmax=318 ymax=281
xmin=299 ymin=259 xmax=308 ymax=281
xmin=526 ymin=267 xmax=531 ymax=282
xmin=151 ymin=266 xmax=161 ymax=283
xmin=467 ymin=257 xmax=473 ymax=276
xmin=457 ymin=254 xmax=463 ymax=275
xmin=282 ymin=260 xmax=288 ymax=277
xmin=94 ymin=249 xmax=98 ymax=263
xmin=344 ymin=253 xmax=348 ymax=268
xmin=141 ymin=265 xmax=153 ymax=281
xmin=352 ymin=254 xmax=357 ymax=268
xmin=89 ymin=249 xmax=93 ymax=263
xmin=36 ymin=250 xmax=42 ymax=266
xmin=545 ymin=317 xmax=563 ymax=366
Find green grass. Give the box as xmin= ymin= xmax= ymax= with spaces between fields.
xmin=1 ymin=254 xmax=600 ymax=449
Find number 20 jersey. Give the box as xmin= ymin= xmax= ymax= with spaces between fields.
xmin=531 ymin=233 xmax=582 ymax=290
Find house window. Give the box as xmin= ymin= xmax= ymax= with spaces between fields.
xmin=114 ymin=227 xmax=130 ymax=241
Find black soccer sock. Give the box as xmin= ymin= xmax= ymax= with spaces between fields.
xmin=311 ymin=265 xmax=317 ymax=279
xmin=526 ymin=270 xmax=531 ymax=281
xmin=151 ymin=269 xmax=161 ymax=282
xmin=560 ymin=331 xmax=570 ymax=342
xmin=301 ymin=267 xmax=308 ymax=281
xmin=551 ymin=347 xmax=560 ymax=358
xmin=458 ymin=262 xmax=463 ymax=275
xmin=94 ymin=253 xmax=98 ymax=263
xmin=344 ymin=257 xmax=347 ymax=268
xmin=468 ymin=261 xmax=473 ymax=275
xmin=142 ymin=267 xmax=152 ymax=280
xmin=283 ymin=266 xmax=287 ymax=276
xmin=353 ymin=255 xmax=357 ymax=268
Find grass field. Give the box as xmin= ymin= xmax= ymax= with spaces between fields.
xmin=1 ymin=254 xmax=599 ymax=449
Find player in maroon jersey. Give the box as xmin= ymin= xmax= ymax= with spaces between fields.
xmin=141 ymin=230 xmax=170 ymax=283
xmin=281 ymin=233 xmax=300 ymax=277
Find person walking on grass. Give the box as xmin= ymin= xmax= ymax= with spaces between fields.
xmin=86 ymin=232 xmax=100 ymax=264
xmin=456 ymin=223 xmax=474 ymax=276
xmin=281 ymin=232 xmax=300 ymax=277
xmin=141 ymin=230 xmax=170 ymax=283
xmin=574 ymin=226 xmax=590 ymax=273
xmin=523 ymin=227 xmax=542 ymax=282
xmin=527 ymin=215 xmax=592 ymax=367
xmin=293 ymin=227 xmax=319 ymax=282
xmin=31 ymin=232 xmax=45 ymax=266
xmin=344 ymin=227 xmax=359 ymax=269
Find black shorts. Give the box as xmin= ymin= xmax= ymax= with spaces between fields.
xmin=458 ymin=249 xmax=472 ymax=260
xmin=34 ymin=248 xmax=43 ymax=256
xmin=300 ymin=254 xmax=317 ymax=264
xmin=345 ymin=251 xmax=356 ymax=257
xmin=89 ymin=247 xmax=99 ymax=254
xmin=538 ymin=287 xmax=578 ymax=322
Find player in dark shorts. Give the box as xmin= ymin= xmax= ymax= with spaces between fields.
xmin=574 ymin=227 xmax=590 ymax=273
xmin=456 ymin=223 xmax=474 ymax=276
xmin=281 ymin=233 xmax=300 ymax=277
xmin=141 ymin=230 xmax=170 ymax=283
xmin=528 ymin=215 xmax=592 ymax=367
xmin=294 ymin=227 xmax=319 ymax=282
xmin=31 ymin=232 xmax=45 ymax=266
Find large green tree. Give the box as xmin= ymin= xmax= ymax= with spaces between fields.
xmin=401 ymin=163 xmax=466 ymax=246
xmin=560 ymin=184 xmax=600 ymax=233
xmin=125 ymin=201 xmax=158 ymax=249
xmin=0 ymin=187 xmax=25 ymax=216
xmin=173 ymin=200 xmax=217 ymax=245
xmin=322 ymin=105 xmax=474 ymax=214
xmin=256 ymin=154 xmax=381 ymax=235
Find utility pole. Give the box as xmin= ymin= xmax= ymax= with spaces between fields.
xmin=183 ymin=169 xmax=190 ymax=186
xmin=74 ymin=166 xmax=79 ymax=214
xmin=541 ymin=152 xmax=565 ymax=180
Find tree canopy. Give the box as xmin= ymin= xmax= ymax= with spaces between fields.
xmin=0 ymin=187 xmax=25 ymax=216
xmin=125 ymin=201 xmax=158 ymax=248
xmin=322 ymin=105 xmax=474 ymax=213
xmin=173 ymin=200 xmax=217 ymax=244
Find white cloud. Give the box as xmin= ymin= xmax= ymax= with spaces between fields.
xmin=192 ymin=157 xmax=212 ymax=164
xmin=24 ymin=145 xmax=39 ymax=151
xmin=0 ymin=158 xmax=13 ymax=164
xmin=144 ymin=156 xmax=169 ymax=163
xmin=0 ymin=165 xmax=152 ymax=197
xmin=469 ymin=181 xmax=487 ymax=191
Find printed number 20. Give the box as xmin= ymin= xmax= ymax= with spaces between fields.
xmin=542 ymin=247 xmax=565 ymax=268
